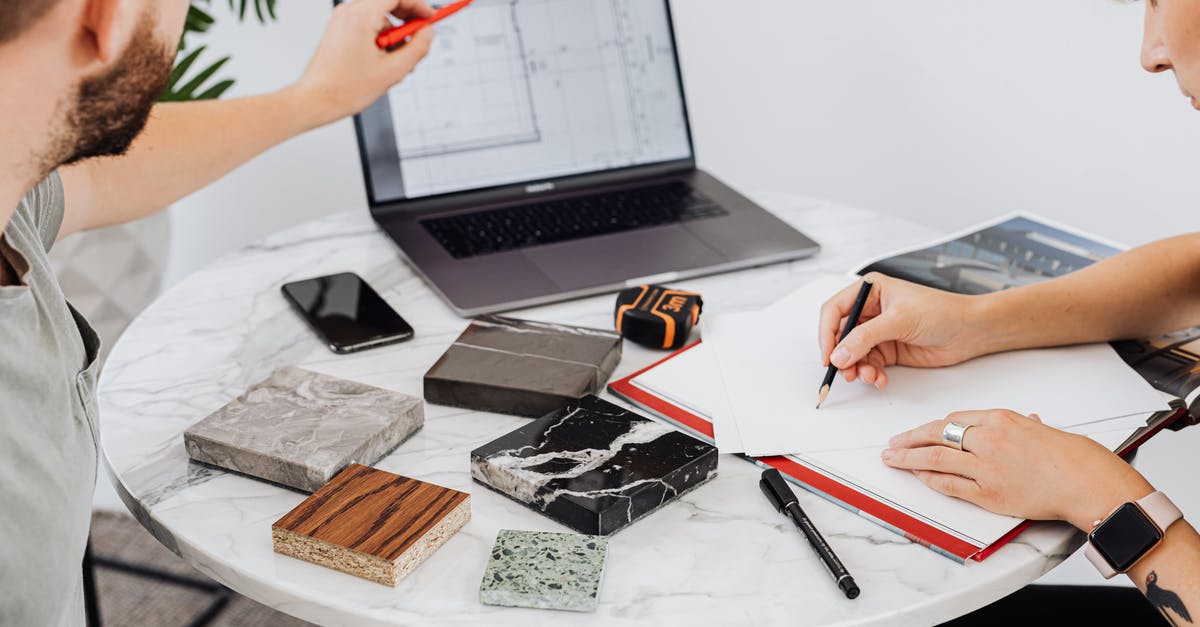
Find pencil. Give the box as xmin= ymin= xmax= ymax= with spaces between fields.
xmin=816 ymin=278 xmax=874 ymax=409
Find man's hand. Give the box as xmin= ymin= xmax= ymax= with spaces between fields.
xmin=882 ymin=409 xmax=1155 ymax=530
xmin=58 ymin=0 xmax=437 ymax=237
xmin=292 ymin=0 xmax=436 ymax=128
xmin=818 ymin=273 xmax=985 ymax=389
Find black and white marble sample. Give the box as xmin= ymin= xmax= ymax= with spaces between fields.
xmin=184 ymin=367 xmax=423 ymax=492
xmin=424 ymin=316 xmax=622 ymax=418
xmin=480 ymin=530 xmax=607 ymax=612
xmin=470 ymin=395 xmax=717 ymax=535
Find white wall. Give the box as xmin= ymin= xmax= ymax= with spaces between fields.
xmin=139 ymin=0 xmax=1200 ymax=590
xmin=677 ymin=1 xmax=1200 ymax=245
xmin=165 ymin=0 xmax=1200 ymax=285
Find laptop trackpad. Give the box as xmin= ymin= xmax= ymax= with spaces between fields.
xmin=525 ymin=227 xmax=725 ymax=290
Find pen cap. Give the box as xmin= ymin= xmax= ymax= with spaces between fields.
xmin=759 ymin=469 xmax=799 ymax=512
xmin=840 ymin=577 xmax=861 ymax=600
xmin=759 ymin=478 xmax=783 ymax=513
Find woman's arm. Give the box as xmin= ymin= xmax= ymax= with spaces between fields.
xmin=819 ymin=233 xmax=1200 ymax=387
xmin=973 ymin=233 xmax=1200 ymax=353
xmin=883 ymin=411 xmax=1200 ymax=622
xmin=1127 ymin=523 xmax=1200 ymax=624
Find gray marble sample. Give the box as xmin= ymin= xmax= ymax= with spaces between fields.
xmin=472 ymin=395 xmax=718 ymax=535
xmin=184 ymin=367 xmax=423 ymax=492
xmin=424 ymin=316 xmax=622 ymax=418
xmin=480 ymin=530 xmax=607 ymax=612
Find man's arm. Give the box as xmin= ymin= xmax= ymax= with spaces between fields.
xmin=59 ymin=92 xmax=325 ymax=234
xmin=58 ymin=0 xmax=433 ymax=238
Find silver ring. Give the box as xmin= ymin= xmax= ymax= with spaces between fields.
xmin=941 ymin=422 xmax=973 ymax=451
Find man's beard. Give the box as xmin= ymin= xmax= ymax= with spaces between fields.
xmin=54 ymin=14 xmax=174 ymax=167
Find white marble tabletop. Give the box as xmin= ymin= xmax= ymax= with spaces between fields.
xmin=99 ymin=192 xmax=1084 ymax=626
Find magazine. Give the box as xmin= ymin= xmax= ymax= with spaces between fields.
xmin=855 ymin=212 xmax=1200 ymax=403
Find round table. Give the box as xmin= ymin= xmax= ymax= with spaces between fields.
xmin=99 ymin=192 xmax=1084 ymax=626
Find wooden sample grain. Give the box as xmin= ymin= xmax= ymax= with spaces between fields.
xmin=272 ymin=464 xmax=470 ymax=586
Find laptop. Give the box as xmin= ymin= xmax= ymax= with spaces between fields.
xmin=351 ymin=0 xmax=820 ymax=316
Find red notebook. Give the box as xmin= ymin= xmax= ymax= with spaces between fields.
xmin=609 ymin=342 xmax=1190 ymax=563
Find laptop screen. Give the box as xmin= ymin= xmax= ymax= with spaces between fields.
xmin=356 ymin=0 xmax=694 ymax=204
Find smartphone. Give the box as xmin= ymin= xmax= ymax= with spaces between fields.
xmin=281 ymin=272 xmax=415 ymax=354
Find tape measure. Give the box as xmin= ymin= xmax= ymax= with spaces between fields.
xmin=614 ymin=285 xmax=703 ymax=350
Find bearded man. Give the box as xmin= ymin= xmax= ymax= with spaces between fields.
xmin=0 ymin=1 xmax=434 ymax=624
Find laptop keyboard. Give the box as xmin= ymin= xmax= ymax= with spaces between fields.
xmin=421 ymin=182 xmax=729 ymax=259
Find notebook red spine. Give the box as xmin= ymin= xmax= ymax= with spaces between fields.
xmin=607 ymin=341 xmax=1190 ymax=563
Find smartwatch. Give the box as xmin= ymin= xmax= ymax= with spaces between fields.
xmin=1084 ymin=491 xmax=1183 ymax=579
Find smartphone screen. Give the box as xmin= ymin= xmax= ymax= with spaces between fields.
xmin=281 ymin=272 xmax=414 ymax=353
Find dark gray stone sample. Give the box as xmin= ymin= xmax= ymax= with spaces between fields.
xmin=424 ymin=316 xmax=622 ymax=418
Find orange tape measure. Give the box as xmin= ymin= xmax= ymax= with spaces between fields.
xmin=614 ymin=285 xmax=703 ymax=350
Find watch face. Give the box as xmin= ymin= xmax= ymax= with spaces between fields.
xmin=1089 ymin=502 xmax=1164 ymax=572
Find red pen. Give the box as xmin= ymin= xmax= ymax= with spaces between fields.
xmin=376 ymin=0 xmax=473 ymax=50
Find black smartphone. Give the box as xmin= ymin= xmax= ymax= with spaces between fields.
xmin=281 ymin=272 xmax=415 ymax=354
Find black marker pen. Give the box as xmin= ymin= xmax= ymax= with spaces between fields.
xmin=760 ymin=468 xmax=860 ymax=599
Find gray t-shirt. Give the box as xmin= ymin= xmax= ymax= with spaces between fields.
xmin=0 ymin=172 xmax=101 ymax=627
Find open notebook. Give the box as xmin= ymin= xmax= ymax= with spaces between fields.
xmin=611 ymin=212 xmax=1200 ymax=562
xmin=699 ymin=276 xmax=1170 ymax=456
xmin=610 ymin=342 xmax=1187 ymax=562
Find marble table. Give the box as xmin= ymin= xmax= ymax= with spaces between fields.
xmin=99 ymin=193 xmax=1085 ymax=626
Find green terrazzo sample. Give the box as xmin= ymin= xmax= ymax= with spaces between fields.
xmin=480 ymin=530 xmax=608 ymax=612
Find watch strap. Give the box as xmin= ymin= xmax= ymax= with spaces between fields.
xmin=1085 ymin=491 xmax=1182 ymax=579
xmin=1084 ymin=542 xmax=1119 ymax=579
xmin=1139 ymin=491 xmax=1183 ymax=529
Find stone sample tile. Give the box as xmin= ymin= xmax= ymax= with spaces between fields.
xmin=272 ymin=464 xmax=470 ymax=586
xmin=184 ymin=367 xmax=423 ymax=492
xmin=480 ymin=530 xmax=607 ymax=612
xmin=471 ymin=395 xmax=717 ymax=535
xmin=424 ymin=316 xmax=622 ymax=418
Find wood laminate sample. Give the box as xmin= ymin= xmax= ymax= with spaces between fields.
xmin=272 ymin=464 xmax=470 ymax=586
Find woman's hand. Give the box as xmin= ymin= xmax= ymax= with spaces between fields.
xmin=818 ymin=273 xmax=985 ymax=388
xmin=882 ymin=410 xmax=1155 ymax=530
xmin=291 ymin=0 xmax=436 ymax=128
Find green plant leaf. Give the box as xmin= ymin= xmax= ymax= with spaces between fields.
xmin=226 ymin=0 xmax=276 ymax=24
xmin=160 ymin=47 xmax=234 ymax=102
xmin=180 ymin=4 xmax=215 ymax=49
xmin=162 ymin=0 xmax=281 ymax=102
xmin=196 ymin=79 xmax=236 ymax=101
xmin=167 ymin=46 xmax=206 ymax=89
xmin=178 ymin=55 xmax=232 ymax=99
xmin=185 ymin=5 xmax=215 ymax=33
